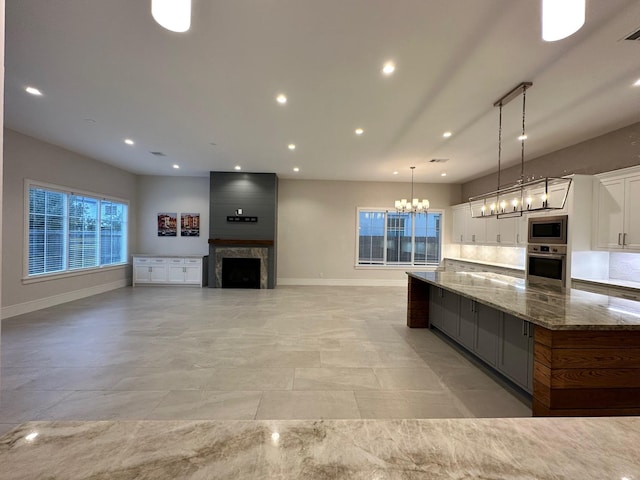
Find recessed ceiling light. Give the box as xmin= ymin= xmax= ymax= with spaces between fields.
xmin=443 ymin=131 xmax=452 ymax=138
xmin=25 ymin=86 xmax=43 ymax=96
xmin=518 ymin=134 xmax=528 ymax=141
xmin=634 ymin=78 xmax=640 ymax=87
xmin=288 ymin=144 xmax=296 ymax=150
xmin=441 ymin=172 xmax=447 ymax=177
xmin=124 ymin=139 xmax=134 ymax=145
xmin=234 ymin=165 xmax=242 ymax=171
xmin=355 ymin=128 xmax=364 ymax=135
xmin=393 ymin=171 xmax=399 ymax=175
xmin=172 ymin=164 xmax=180 ymax=169
xmin=84 ymin=118 xmax=96 ymax=125
xmin=276 ymin=94 xmax=287 ymax=104
xmin=382 ymin=62 xmax=396 ymax=76
xmin=293 ymin=167 xmax=300 ymax=172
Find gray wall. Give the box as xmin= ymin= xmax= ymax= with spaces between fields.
xmin=1 ymin=129 xmax=138 ymax=317
xmin=209 ymin=172 xmax=278 ymax=288
xmin=209 ymin=172 xmax=278 ymax=241
xmin=462 ymin=121 xmax=640 ymax=200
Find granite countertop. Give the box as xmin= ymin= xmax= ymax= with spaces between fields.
xmin=409 ymin=271 xmax=640 ymax=330
xmin=1 ymin=418 xmax=639 ymax=479
xmin=573 ymin=276 xmax=640 ymax=292
xmin=445 ymin=257 xmax=525 ymax=271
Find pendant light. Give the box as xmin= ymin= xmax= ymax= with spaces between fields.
xmin=542 ymin=0 xmax=585 ymax=42
xmin=468 ymin=82 xmax=572 ymax=218
xmin=152 ymin=0 xmax=192 ymax=33
xmin=394 ymin=167 xmax=430 ymax=214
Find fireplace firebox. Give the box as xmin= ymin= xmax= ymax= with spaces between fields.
xmin=221 ymin=258 xmax=261 ymax=289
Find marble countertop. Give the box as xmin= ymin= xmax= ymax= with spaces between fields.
xmin=1 ymin=418 xmax=638 ymax=479
xmin=409 ymin=271 xmax=640 ymax=330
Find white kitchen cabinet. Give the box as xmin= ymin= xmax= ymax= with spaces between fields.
xmin=452 ymin=205 xmax=467 ymax=244
xmin=133 ymin=255 xmax=206 ymax=287
xmin=464 ymin=203 xmax=486 ymax=244
xmin=594 ymin=170 xmax=640 ymax=251
xmin=485 ymin=216 xmax=517 ymax=245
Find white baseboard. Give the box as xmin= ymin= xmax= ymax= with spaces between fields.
xmin=1 ymin=279 xmax=129 ymax=320
xmin=276 ymin=278 xmax=407 ymax=287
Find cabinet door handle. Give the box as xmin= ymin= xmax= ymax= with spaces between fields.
xmin=529 ymin=323 xmax=534 ymax=338
xmin=517 ymin=233 xmax=520 ymax=244
xmin=472 ymin=234 xmax=476 ymax=242
xmin=619 ymin=233 xmax=622 ymax=245
xmin=522 ymin=320 xmax=528 ymax=336
xmin=623 ymin=233 xmax=627 ymax=246
xmin=460 ymin=234 xmax=463 ymax=242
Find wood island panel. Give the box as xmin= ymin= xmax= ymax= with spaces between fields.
xmin=407 ymin=276 xmax=430 ymax=328
xmin=533 ymin=326 xmax=640 ymax=416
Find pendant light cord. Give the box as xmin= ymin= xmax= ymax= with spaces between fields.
xmin=497 ymin=103 xmax=503 ymax=192
xmin=520 ymin=85 xmax=527 ymax=183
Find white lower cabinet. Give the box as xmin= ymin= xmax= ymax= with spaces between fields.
xmin=133 ymin=255 xmax=206 ymax=287
xmin=429 ymin=287 xmax=534 ymax=393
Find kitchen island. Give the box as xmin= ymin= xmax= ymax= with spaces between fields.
xmin=407 ymin=271 xmax=640 ymax=416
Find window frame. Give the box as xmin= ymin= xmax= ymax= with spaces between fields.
xmin=355 ymin=207 xmax=444 ymax=270
xmin=23 ymin=179 xmax=130 ymax=283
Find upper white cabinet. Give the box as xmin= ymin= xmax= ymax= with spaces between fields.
xmin=451 ymin=203 xmax=525 ymax=246
xmin=594 ymin=169 xmax=640 ymax=251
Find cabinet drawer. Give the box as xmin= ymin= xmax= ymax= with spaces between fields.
xmin=185 ymin=258 xmax=202 ymax=265
xmin=167 ymin=258 xmax=185 ymax=265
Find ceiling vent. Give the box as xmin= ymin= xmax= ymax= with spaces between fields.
xmin=623 ymin=27 xmax=640 ymax=41
xmin=429 ymin=158 xmax=449 ymax=163
xmin=150 ymin=151 xmax=166 ymax=157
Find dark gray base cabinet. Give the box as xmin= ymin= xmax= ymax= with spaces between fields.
xmin=428 ymin=288 xmax=534 ymax=394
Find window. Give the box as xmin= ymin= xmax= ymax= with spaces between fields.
xmin=27 ymin=182 xmax=128 ymax=277
xmin=357 ymin=209 xmax=442 ymax=266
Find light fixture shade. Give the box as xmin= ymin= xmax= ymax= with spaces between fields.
xmin=152 ymin=0 xmax=191 ymax=33
xmin=423 ymin=200 xmax=430 ymax=209
xmin=542 ymin=0 xmax=585 ymax=42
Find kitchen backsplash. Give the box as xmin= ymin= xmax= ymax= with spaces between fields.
xmin=609 ymin=252 xmax=640 ymax=281
xmin=458 ymin=245 xmax=525 ymax=268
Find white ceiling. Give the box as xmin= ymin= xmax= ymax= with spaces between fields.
xmin=4 ymin=0 xmax=640 ymax=184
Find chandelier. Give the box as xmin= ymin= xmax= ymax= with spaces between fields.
xmin=394 ymin=167 xmax=430 ymax=214
xmin=468 ymin=82 xmax=571 ymax=218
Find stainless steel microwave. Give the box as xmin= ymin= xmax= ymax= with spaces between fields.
xmin=527 ymin=215 xmax=568 ymax=245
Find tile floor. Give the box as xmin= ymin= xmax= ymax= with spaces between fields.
xmin=0 ymin=286 xmax=531 ymax=435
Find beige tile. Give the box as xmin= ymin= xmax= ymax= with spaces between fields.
xmin=294 ymin=368 xmax=381 ymax=390
xmin=202 ymin=368 xmax=294 ymax=391
xmin=255 ymin=391 xmax=360 ymax=419
xmin=373 ymin=368 xmax=443 ymax=391
xmin=0 ymin=390 xmax=73 ymax=423
xmin=147 ymin=391 xmax=262 ymax=420
xmin=355 ymin=391 xmax=466 ymax=419
xmin=33 ymin=391 xmax=168 ymax=421
xmin=452 ymin=389 xmax=532 ymax=417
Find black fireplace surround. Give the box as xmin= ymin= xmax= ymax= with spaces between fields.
xmin=221 ymin=257 xmax=261 ymax=289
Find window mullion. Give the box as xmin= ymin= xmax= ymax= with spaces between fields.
xmin=383 ymin=211 xmax=388 ymax=265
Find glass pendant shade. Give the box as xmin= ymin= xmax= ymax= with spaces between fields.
xmin=542 ymin=0 xmax=585 ymax=42
xmin=152 ymin=0 xmax=192 ymax=33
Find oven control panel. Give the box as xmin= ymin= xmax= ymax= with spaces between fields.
xmin=528 ymin=244 xmax=567 ymax=255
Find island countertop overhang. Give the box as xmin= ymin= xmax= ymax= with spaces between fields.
xmin=408 ymin=271 xmax=640 ymax=331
